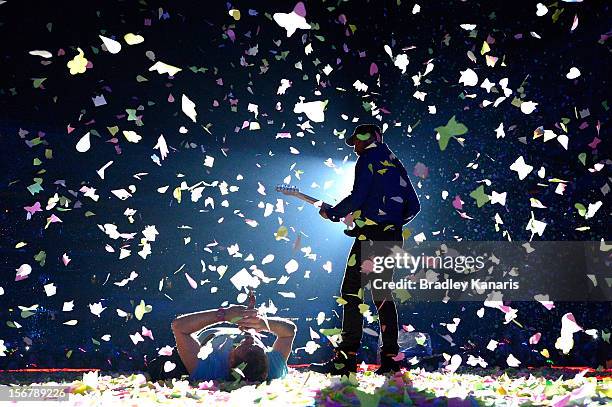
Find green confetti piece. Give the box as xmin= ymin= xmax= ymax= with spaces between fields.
xmin=21 ymin=310 xmax=35 ymax=319
xmin=470 ymin=185 xmax=490 ymax=207
xmin=34 ymin=250 xmax=46 ymax=266
xmin=107 ymin=126 xmax=119 ymax=136
xmin=377 ymin=169 xmax=388 ymax=175
xmin=578 ymin=152 xmax=586 ymax=165
xmin=84 ymin=211 xmax=96 ymax=217
xmin=45 ymin=149 xmax=53 ymax=159
xmin=136 ymin=75 xmax=148 ymax=82
xmin=368 ymin=163 xmax=373 ymax=174
xmin=336 ymin=297 xmax=348 ymax=306
xmin=32 ymin=78 xmax=47 ymax=88
xmin=66 ymin=350 xmax=72 ymax=358
xmin=435 ymin=115 xmax=468 ymax=151
xmin=92 ymin=338 xmax=100 ymax=346
xmin=33 ymin=158 xmax=42 ymax=166
xmin=348 ymin=253 xmax=357 ymax=267
xmin=356 ymin=132 xmax=371 ymax=141
xmin=358 ymin=303 xmax=370 ymax=314
xmin=28 ymin=137 xmax=43 ymax=146
xmin=355 ymin=388 xmax=381 ymax=407
xmin=320 ymin=328 xmax=342 ymax=336
xmin=574 ymin=203 xmax=586 ymax=217
xmin=126 ymin=109 xmax=138 ymax=121
xmin=394 ymin=289 xmax=412 ymax=303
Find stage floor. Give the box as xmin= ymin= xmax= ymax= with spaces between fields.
xmin=0 ymin=366 xmax=610 ymax=406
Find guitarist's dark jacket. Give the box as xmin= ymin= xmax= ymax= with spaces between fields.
xmin=326 ymin=142 xmax=420 ymax=226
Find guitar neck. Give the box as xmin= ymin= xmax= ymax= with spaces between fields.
xmin=294 ymin=192 xmax=320 ymax=205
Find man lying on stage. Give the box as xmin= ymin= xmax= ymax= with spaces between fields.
xmin=149 ymin=304 xmax=296 ymax=383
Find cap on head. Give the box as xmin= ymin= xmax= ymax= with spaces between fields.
xmin=346 ymin=124 xmax=383 ymax=146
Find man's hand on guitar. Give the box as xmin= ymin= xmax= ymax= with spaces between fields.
xmin=319 ymin=203 xmax=331 ymax=220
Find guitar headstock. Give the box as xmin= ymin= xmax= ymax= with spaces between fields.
xmin=275 ymin=184 xmax=300 ymax=196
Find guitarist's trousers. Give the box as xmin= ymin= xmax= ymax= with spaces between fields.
xmin=338 ymin=224 xmax=403 ymax=356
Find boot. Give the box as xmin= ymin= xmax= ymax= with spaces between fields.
xmin=375 ymin=354 xmax=401 ymax=374
xmin=309 ymin=349 xmax=357 ymax=376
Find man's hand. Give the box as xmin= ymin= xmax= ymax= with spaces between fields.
xmin=319 ymin=202 xmax=331 ymax=220
xmin=224 ymin=305 xmax=257 ymax=323
xmin=237 ymin=314 xmax=268 ymax=333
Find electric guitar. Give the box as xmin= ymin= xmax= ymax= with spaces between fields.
xmin=275 ymin=184 xmax=360 ymax=236
xmin=275 ymin=184 xmax=326 ymax=207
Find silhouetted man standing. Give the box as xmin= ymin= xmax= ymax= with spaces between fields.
xmin=310 ymin=124 xmax=420 ymax=375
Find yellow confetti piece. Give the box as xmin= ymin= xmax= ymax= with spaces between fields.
xmin=173 ymin=186 xmax=182 ymax=203
xmin=275 ymin=225 xmax=288 ymax=240
xmin=134 ymin=300 xmax=152 ymax=321
xmin=347 ymin=253 xmax=357 ymax=267
xmin=124 ymin=33 xmax=144 ymax=45
xmin=229 ymin=9 xmax=241 ymax=21
xmin=15 ymin=242 xmax=27 ymax=248
xmin=481 ymin=41 xmax=490 ymax=55
xmin=402 ymin=228 xmax=412 ymax=240
xmin=67 ymin=47 xmax=88 ymax=75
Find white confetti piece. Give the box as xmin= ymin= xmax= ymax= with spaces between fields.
xmin=29 ymin=50 xmax=52 ymax=58
xmin=149 ymin=61 xmax=182 ymax=76
xmin=506 ymin=353 xmax=521 ymax=367
xmin=536 ymin=3 xmax=548 ymax=16
xmin=76 ymin=132 xmax=91 ymax=152
xmin=520 ymin=100 xmax=538 ymax=114
xmin=293 ymin=98 xmax=327 ymax=122
xmin=99 ymin=35 xmax=122 ymax=54
xmin=89 ymin=302 xmax=106 ymax=317
xmin=44 ymin=283 xmax=56 ymax=297
xmin=566 ymin=67 xmax=581 ymax=79
xmin=459 ymin=68 xmax=478 ymax=86
xmin=285 ymin=259 xmax=299 ymax=274
xmin=273 ymin=2 xmax=311 ymax=37
xmin=510 ymin=156 xmax=533 ymax=180
xmin=181 ymin=94 xmax=197 ymax=122
xmin=123 ymin=130 xmax=142 ymax=143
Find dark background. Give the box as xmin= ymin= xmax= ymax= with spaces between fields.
xmin=0 ymin=0 xmax=610 ymax=370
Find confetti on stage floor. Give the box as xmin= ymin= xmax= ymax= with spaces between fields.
xmin=3 ymin=367 xmax=610 ymax=406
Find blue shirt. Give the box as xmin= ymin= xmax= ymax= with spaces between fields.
xmin=326 ymin=143 xmax=420 ymax=225
xmin=190 ymin=330 xmax=288 ymax=382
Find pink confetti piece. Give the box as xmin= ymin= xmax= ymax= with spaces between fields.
xmin=369 ymin=62 xmax=378 ymax=76
xmin=141 ymin=326 xmax=154 ymax=340
xmin=570 ymin=14 xmax=579 ymax=32
xmin=185 ymin=272 xmax=198 ymax=289
xmin=24 ymin=201 xmax=42 ymax=219
xmin=452 ymin=195 xmax=463 ymax=210
xmin=293 ymin=2 xmax=307 ymax=17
